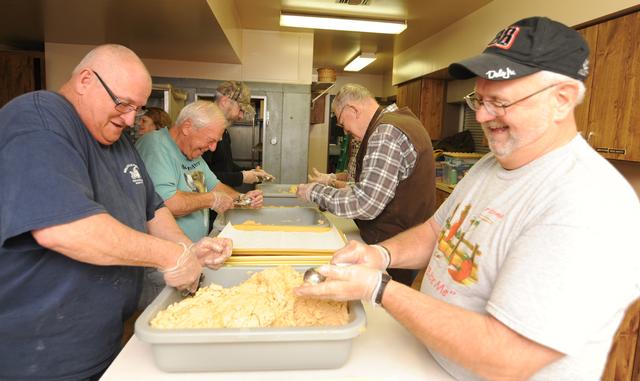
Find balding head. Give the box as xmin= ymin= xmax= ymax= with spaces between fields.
xmin=60 ymin=44 xmax=152 ymax=145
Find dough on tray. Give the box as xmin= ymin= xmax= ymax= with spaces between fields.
xmin=150 ymin=266 xmax=348 ymax=329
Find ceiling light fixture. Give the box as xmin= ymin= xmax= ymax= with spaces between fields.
xmin=280 ymin=12 xmax=407 ymax=34
xmin=344 ymin=52 xmax=376 ymax=72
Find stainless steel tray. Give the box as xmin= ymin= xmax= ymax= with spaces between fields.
xmin=221 ymin=207 xmax=330 ymax=228
xmin=135 ymin=266 xmax=366 ymax=372
xmin=263 ymin=197 xmax=316 ymax=207
xmin=256 ymin=183 xmax=298 ymax=198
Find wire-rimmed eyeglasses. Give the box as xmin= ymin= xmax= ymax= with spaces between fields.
xmin=464 ymin=83 xmax=561 ymax=117
xmin=92 ymin=70 xmax=146 ymax=117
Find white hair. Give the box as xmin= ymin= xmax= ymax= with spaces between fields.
xmin=175 ymin=100 xmax=224 ymax=129
xmin=332 ymin=83 xmax=376 ymax=113
xmin=537 ymin=70 xmax=587 ymax=106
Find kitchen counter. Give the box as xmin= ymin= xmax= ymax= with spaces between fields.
xmin=101 ymin=212 xmax=454 ymax=380
xmin=101 ymin=303 xmax=454 ymax=381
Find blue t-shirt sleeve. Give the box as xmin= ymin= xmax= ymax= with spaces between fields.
xmin=0 ymin=130 xmax=105 ymax=247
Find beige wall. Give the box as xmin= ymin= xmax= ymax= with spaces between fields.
xmin=206 ymin=0 xmax=242 ymax=61
xmin=44 ymin=43 xmax=95 ymax=90
xmin=242 ymin=30 xmax=313 ymax=84
xmin=45 ymin=29 xmax=313 ymax=90
xmin=393 ymin=0 xmax=640 ymax=85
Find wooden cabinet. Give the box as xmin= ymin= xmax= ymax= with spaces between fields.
xmin=396 ymin=77 xmax=445 ymax=140
xmin=420 ymin=78 xmax=445 ymax=140
xmin=396 ymin=78 xmax=422 ymax=117
xmin=602 ymin=299 xmax=640 ymax=381
xmin=579 ymin=11 xmax=640 ymax=162
xmin=310 ymin=93 xmax=326 ymax=124
xmin=0 ymin=50 xmax=45 ymax=107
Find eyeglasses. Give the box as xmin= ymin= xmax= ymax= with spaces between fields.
xmin=464 ymin=83 xmax=561 ymax=117
xmin=92 ymin=70 xmax=146 ymax=117
xmin=335 ymin=104 xmax=354 ymax=128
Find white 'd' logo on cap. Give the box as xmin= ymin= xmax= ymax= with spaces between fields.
xmin=486 ymin=67 xmax=517 ymax=79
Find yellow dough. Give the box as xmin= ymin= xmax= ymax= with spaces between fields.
xmin=232 ymin=218 xmax=330 ymax=232
xmin=150 ymin=266 xmax=348 ymax=329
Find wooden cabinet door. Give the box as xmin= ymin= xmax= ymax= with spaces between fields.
xmin=0 ymin=51 xmax=40 ymax=107
xmin=575 ymin=25 xmax=598 ymax=137
xmin=587 ymin=11 xmax=640 ymax=162
xmin=310 ymin=93 xmax=326 ymax=124
xmin=420 ymin=78 xmax=445 ymax=140
xmin=396 ymin=78 xmax=422 ymax=119
xmin=602 ymin=298 xmax=640 ymax=381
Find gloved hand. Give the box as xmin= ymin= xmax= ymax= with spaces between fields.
xmin=241 ymin=170 xmax=259 ymax=184
xmin=245 ymin=189 xmax=264 ymax=208
xmin=332 ymin=240 xmax=390 ymax=270
xmin=308 ymin=167 xmax=336 ymax=185
xmin=210 ymin=191 xmax=233 ymax=213
xmin=254 ymin=166 xmax=275 ymax=182
xmin=160 ymin=242 xmax=203 ymax=292
xmin=296 ymin=183 xmax=317 ymax=202
xmin=242 ymin=167 xmax=275 ymax=184
xmin=190 ymin=237 xmax=233 ymax=269
xmin=294 ymin=264 xmax=382 ymax=304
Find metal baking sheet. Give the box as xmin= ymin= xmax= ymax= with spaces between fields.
xmin=135 ymin=266 xmax=366 ymax=372
xmin=256 ymin=183 xmax=298 ymax=198
xmin=221 ymin=207 xmax=330 ymax=228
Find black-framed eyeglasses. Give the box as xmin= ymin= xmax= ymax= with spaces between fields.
xmin=464 ymin=83 xmax=561 ymax=117
xmin=335 ymin=104 xmax=354 ymax=128
xmin=92 ymin=70 xmax=146 ymax=117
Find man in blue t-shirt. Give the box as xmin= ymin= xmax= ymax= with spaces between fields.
xmin=0 ymin=44 xmax=232 ymax=380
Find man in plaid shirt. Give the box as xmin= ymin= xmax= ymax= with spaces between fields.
xmin=298 ymin=83 xmax=435 ymax=285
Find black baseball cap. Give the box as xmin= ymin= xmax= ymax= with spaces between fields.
xmin=449 ymin=17 xmax=590 ymax=81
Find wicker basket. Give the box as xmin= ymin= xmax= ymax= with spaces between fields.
xmin=317 ymin=67 xmax=336 ymax=83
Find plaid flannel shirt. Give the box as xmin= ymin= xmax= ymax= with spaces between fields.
xmin=310 ymin=104 xmax=417 ymax=219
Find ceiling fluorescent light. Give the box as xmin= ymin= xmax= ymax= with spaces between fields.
xmin=280 ymin=12 xmax=406 ymax=34
xmin=344 ymin=52 xmax=376 ymax=72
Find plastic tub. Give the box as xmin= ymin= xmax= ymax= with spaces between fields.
xmin=135 ymin=266 xmax=366 ymax=372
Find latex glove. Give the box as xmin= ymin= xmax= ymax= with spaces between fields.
xmin=296 ymin=183 xmax=317 ymax=202
xmin=332 ymin=240 xmax=390 ymax=270
xmin=190 ymin=237 xmax=233 ymax=269
xmin=160 ymin=242 xmax=203 ymax=292
xmin=254 ymin=166 xmax=275 ymax=182
xmin=245 ymin=189 xmax=264 ymax=208
xmin=294 ymin=264 xmax=382 ymax=304
xmin=210 ymin=191 xmax=233 ymax=213
xmin=308 ymin=167 xmax=336 ymax=185
xmin=241 ymin=170 xmax=259 ymax=184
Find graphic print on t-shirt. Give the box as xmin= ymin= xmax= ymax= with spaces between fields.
xmin=432 ymin=202 xmax=487 ymax=286
xmin=184 ymin=171 xmax=206 ymax=193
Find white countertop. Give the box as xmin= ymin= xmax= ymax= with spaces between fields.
xmin=101 ymin=304 xmax=454 ymax=381
xmin=101 ymin=212 xmax=453 ymax=380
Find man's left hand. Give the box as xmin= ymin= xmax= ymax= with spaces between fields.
xmin=294 ymin=264 xmax=382 ymax=303
xmin=190 ymin=237 xmax=233 ymax=269
xmin=245 ymin=189 xmax=263 ymax=208
xmin=296 ymin=183 xmax=317 ymax=202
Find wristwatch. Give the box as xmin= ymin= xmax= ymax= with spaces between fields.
xmin=374 ymin=273 xmax=392 ymax=306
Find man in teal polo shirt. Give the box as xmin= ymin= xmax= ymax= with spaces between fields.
xmin=136 ymin=100 xmax=263 ymax=306
xmin=137 ymin=100 xmax=263 ymax=241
